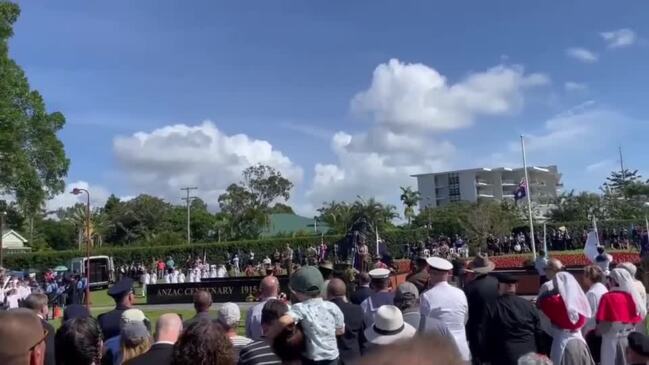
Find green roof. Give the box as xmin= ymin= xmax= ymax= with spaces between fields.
xmin=261 ymin=213 xmax=330 ymax=237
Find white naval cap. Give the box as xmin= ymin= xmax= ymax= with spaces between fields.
xmin=425 ymin=257 xmax=453 ymax=271
xmin=368 ymin=268 xmax=391 ymax=279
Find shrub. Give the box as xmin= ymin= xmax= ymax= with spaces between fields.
xmin=4 ymin=228 xmax=432 ymax=270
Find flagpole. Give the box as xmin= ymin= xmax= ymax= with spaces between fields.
xmin=375 ymin=224 xmax=380 ymax=257
xmin=521 ymin=135 xmax=537 ymax=260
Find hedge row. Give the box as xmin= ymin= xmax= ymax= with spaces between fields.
xmin=4 ymin=229 xmax=430 ymax=270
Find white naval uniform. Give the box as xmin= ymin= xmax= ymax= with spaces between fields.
xmin=420 ymin=281 xmax=471 ymax=362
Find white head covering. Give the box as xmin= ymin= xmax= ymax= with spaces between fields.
xmin=610 ymin=268 xmax=647 ymax=318
xmin=554 ymin=271 xmax=592 ymax=324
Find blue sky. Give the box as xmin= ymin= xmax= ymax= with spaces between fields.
xmin=9 ymin=1 xmax=649 ymax=213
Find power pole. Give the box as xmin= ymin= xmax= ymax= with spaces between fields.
xmin=180 ymin=187 xmax=198 ymax=244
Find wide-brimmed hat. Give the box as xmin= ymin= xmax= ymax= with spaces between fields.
xmin=364 ymin=305 xmax=416 ymax=346
xmin=468 ymin=253 xmax=495 ymax=274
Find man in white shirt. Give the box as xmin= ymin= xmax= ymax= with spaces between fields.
xmin=245 ymin=275 xmax=279 ymax=341
xmin=420 ymin=257 xmax=471 ymax=362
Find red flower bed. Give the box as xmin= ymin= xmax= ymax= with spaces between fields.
xmin=490 ymin=251 xmax=640 ymax=269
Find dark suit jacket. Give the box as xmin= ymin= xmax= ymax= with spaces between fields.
xmin=98 ymin=305 xmax=128 ymax=340
xmin=42 ymin=318 xmax=56 ymax=365
xmin=183 ymin=311 xmax=212 ymax=328
xmin=124 ymin=343 xmax=174 ymax=365
xmin=330 ymin=297 xmax=365 ymax=365
xmin=350 ymin=286 xmax=371 ymax=305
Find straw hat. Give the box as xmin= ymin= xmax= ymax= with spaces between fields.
xmin=364 ymin=305 xmax=416 ymax=346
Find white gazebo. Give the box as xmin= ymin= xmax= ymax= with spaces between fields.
xmin=1 ymin=230 xmax=31 ymax=253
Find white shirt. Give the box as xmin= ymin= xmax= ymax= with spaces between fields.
xmin=595 ymin=254 xmax=613 ymax=276
xmin=178 ymin=273 xmax=185 ymax=283
xmin=6 ymin=293 xmax=20 ymax=309
xmin=420 ymin=281 xmax=470 ymax=361
xmin=582 ymin=282 xmax=608 ymax=335
xmin=150 ymin=275 xmax=157 ymax=284
xmin=143 ymin=273 xmax=151 ymax=285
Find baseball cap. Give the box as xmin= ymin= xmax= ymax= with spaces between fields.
xmin=218 ymin=302 xmax=241 ymax=327
xmin=0 ymin=309 xmax=47 ymax=358
xmin=289 ymin=266 xmax=324 ymax=295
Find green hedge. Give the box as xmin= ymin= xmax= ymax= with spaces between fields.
xmin=3 ymin=229 xmax=430 ymax=270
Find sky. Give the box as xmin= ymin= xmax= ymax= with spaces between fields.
xmin=8 ymin=1 xmax=649 ymax=215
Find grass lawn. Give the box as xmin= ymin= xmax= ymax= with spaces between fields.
xmin=48 ymin=290 xmax=248 ymax=335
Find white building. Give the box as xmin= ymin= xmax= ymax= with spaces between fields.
xmin=1 ymin=229 xmax=31 ymax=253
xmin=412 ymin=166 xmax=562 ymax=209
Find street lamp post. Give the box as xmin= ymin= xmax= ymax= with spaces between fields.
xmin=71 ymin=188 xmax=91 ymax=309
xmin=0 ymin=211 xmax=6 ymax=268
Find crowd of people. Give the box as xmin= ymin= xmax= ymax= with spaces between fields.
xmin=4 ymin=243 xmax=649 ymax=365
xmin=485 ymin=226 xmax=649 ymax=257
xmin=1 ymin=270 xmax=88 ymax=312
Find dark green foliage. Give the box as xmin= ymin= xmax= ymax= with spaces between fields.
xmin=3 ymin=229 xmax=429 ymax=270
xmin=0 ymin=2 xmax=69 ymax=214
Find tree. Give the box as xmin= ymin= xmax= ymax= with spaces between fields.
xmin=317 ymin=201 xmax=353 ymax=234
xmin=603 ymin=169 xmax=643 ymax=198
xmin=547 ymin=191 xmax=606 ymax=223
xmin=0 ymin=3 xmax=69 ymax=213
xmin=399 ymin=186 xmax=421 ymax=226
xmin=317 ymin=197 xmax=398 ymax=235
xmin=218 ymin=165 xmax=293 ymax=240
xmin=268 ymin=203 xmax=295 ymax=214
xmin=0 ymin=199 xmax=24 ymax=230
xmin=242 ymin=164 xmax=294 ymax=209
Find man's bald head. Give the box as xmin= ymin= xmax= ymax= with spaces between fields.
xmin=193 ymin=290 xmax=212 ymax=313
xmin=327 ymin=278 xmax=347 ymax=300
xmin=155 ymin=313 xmax=183 ymax=343
xmin=545 ymin=258 xmax=564 ymax=279
xmin=260 ymin=275 xmax=279 ymax=298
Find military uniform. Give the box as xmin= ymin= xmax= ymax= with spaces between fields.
xmin=97 ymin=278 xmax=134 ymax=340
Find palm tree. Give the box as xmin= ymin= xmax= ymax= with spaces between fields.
xmin=400 ymin=187 xmax=421 ymax=226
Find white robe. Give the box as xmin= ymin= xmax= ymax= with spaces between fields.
xmin=583 ymin=282 xmax=608 ymax=336
xmin=420 ymin=281 xmax=471 ymax=361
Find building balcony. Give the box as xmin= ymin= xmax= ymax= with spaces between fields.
xmin=501 ymin=180 xmax=516 ymax=186
xmin=476 ymin=179 xmax=492 ymax=186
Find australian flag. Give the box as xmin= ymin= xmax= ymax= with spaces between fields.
xmin=514 ymin=178 xmax=527 ymax=202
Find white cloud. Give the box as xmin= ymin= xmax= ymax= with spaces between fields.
xmin=307 ymin=59 xmax=546 ymax=208
xmin=45 ymin=180 xmax=111 ymax=212
xmin=307 ymin=130 xmax=454 ymax=206
xmin=113 ymin=121 xmax=303 ymax=206
xmin=513 ymin=103 xmax=617 ymax=153
xmin=564 ymin=81 xmax=588 ymax=92
xmin=350 ymin=59 xmax=548 ymax=133
xmin=601 ymin=28 xmax=637 ymax=48
xmin=565 ymin=48 xmax=598 ymax=63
